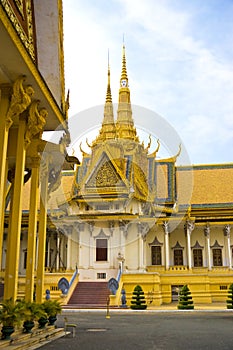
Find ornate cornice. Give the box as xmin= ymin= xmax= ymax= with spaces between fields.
xmin=0 ymin=5 xmax=66 ymax=127
xmin=1 ymin=0 xmax=36 ymax=60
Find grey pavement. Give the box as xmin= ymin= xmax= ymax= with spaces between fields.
xmin=37 ymin=307 xmax=233 ymax=350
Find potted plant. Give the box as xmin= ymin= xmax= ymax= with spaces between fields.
xmin=0 ymin=299 xmax=23 ymax=340
xmin=43 ymin=300 xmax=62 ymax=325
xmin=37 ymin=302 xmax=48 ymax=329
xmin=19 ymin=300 xmax=47 ymax=333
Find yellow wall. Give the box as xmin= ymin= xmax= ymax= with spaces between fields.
xmin=110 ymin=271 xmax=233 ymax=307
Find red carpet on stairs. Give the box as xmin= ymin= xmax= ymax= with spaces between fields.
xmin=67 ymin=282 xmax=110 ymax=308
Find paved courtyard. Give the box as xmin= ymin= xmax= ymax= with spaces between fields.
xmin=38 ymin=309 xmax=233 ymax=350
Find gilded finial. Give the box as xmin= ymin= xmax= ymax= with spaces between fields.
xmin=145 ymin=135 xmax=152 ymax=152
xmin=172 ymin=143 xmax=182 ymax=162
xmin=79 ymin=142 xmax=89 ymax=157
xmin=148 ymin=139 xmax=160 ymax=158
xmin=106 ymin=50 xmax=112 ymax=103
xmin=86 ymin=138 xmax=92 ymax=148
xmin=65 ymin=89 xmax=70 ymax=117
xmin=120 ymin=41 xmax=128 ymax=86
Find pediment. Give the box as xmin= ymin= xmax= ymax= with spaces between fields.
xmin=84 ymin=152 xmax=128 ymax=193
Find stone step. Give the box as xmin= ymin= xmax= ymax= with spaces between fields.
xmin=0 ymin=326 xmax=65 ymax=350
xmin=68 ymin=282 xmax=110 ymax=306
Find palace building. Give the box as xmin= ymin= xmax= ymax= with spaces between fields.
xmin=1 ymin=1 xmax=233 ymax=307
xmin=36 ymin=45 xmax=233 ymax=306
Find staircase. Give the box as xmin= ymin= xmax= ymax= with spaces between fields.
xmin=67 ymin=282 xmax=110 ymax=308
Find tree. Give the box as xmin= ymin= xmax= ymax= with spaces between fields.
xmin=130 ymin=285 xmax=147 ymax=310
xmin=177 ymin=285 xmax=194 ymax=310
xmin=226 ymin=283 xmax=233 ymax=309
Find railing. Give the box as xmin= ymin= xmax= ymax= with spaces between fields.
xmin=210 ymin=266 xmax=231 ymax=272
xmin=169 ymin=266 xmax=188 ymax=271
xmin=116 ymin=266 xmax=122 ymax=283
xmin=44 ymin=267 xmax=67 ymax=273
xmin=69 ymin=267 xmax=78 ymax=289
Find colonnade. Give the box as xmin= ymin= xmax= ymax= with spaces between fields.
xmin=0 ymin=76 xmax=66 ymax=302
xmin=137 ymin=220 xmax=232 ymax=271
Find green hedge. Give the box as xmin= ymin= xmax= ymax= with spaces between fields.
xmin=177 ymin=285 xmax=194 ymax=310
xmin=130 ymin=285 xmax=147 ymax=310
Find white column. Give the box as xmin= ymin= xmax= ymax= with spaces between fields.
xmin=109 ymin=222 xmax=114 ymax=268
xmin=204 ymin=224 xmax=211 ymax=270
xmin=138 ymin=223 xmax=149 ymax=271
xmin=163 ymin=221 xmax=170 ymax=270
xmin=224 ymin=225 xmax=232 ymax=269
xmin=89 ymin=236 xmax=94 ymax=267
xmin=185 ymin=221 xmax=194 ymax=269
xmin=88 ymin=221 xmax=94 ymax=268
xmin=119 ymin=222 xmax=127 ymax=271
xmin=66 ymin=235 xmax=71 ymax=270
xmin=74 ymin=223 xmax=81 ymax=268
xmin=187 ymin=231 xmax=191 ymax=268
xmin=138 ymin=236 xmax=145 ymax=271
xmin=56 ymin=233 xmax=60 ymax=271
xmin=109 ymin=238 xmax=113 ymax=268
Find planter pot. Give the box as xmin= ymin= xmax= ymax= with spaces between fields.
xmin=38 ymin=317 xmax=48 ymax=329
xmin=1 ymin=326 xmax=15 ymax=340
xmin=48 ymin=315 xmax=57 ymax=326
xmin=23 ymin=320 xmax=35 ymax=333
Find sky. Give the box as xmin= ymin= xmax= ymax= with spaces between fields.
xmin=62 ymin=0 xmax=233 ymax=165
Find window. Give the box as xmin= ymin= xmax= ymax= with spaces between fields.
xmin=193 ymin=249 xmax=203 ymax=267
xmin=213 ymin=249 xmax=222 ymax=266
xmin=220 ymin=285 xmax=227 ymax=290
xmin=23 ymin=250 xmax=27 ymax=269
xmin=96 ymin=239 xmax=107 ymax=261
xmin=174 ymin=249 xmax=183 ymax=265
xmin=97 ymin=273 xmax=106 ymax=279
xmin=151 ymin=246 xmax=161 ymax=265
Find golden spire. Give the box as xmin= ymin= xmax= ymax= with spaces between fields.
xmin=116 ymin=43 xmax=138 ymax=141
xmin=102 ymin=51 xmax=114 ymax=126
xmin=105 ymin=50 xmax=112 ymax=103
xmin=120 ymin=44 xmax=128 ymax=86
xmin=92 ymin=52 xmax=116 ymax=146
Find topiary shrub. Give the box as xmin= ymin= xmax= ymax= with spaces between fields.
xmin=177 ymin=285 xmax=194 ymax=310
xmin=130 ymin=285 xmax=147 ymax=310
xmin=226 ymin=284 xmax=233 ymax=309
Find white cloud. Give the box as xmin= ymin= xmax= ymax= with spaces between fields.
xmin=63 ymin=0 xmax=233 ymax=164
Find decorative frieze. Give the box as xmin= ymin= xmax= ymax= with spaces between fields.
xmin=6 ymin=75 xmax=34 ymax=127
xmin=1 ymin=0 xmax=36 ymax=60
xmin=162 ymin=221 xmax=170 ymax=235
xmin=25 ymin=100 xmax=47 ymax=146
xmin=204 ymin=224 xmax=210 ymax=238
xmin=184 ymin=220 xmax=195 ymax=235
xmin=223 ymin=224 xmax=231 ymax=237
xmin=119 ymin=220 xmax=129 ymax=238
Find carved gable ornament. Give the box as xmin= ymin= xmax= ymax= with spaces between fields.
xmin=85 ymin=153 xmax=126 ymax=190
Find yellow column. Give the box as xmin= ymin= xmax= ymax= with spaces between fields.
xmin=4 ymin=117 xmax=27 ymax=300
xmin=36 ymin=155 xmax=49 ymax=303
xmin=0 ymin=89 xmax=11 ymax=271
xmin=25 ymin=157 xmax=40 ymax=302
